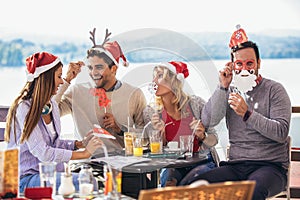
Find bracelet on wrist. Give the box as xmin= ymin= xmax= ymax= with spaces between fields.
xmin=219 ymin=86 xmax=228 ymax=91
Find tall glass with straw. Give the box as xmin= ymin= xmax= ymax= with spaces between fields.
xmin=102 ymin=145 xmax=121 ymax=200
xmin=143 ymin=82 xmax=163 ymax=149
xmin=124 ymin=117 xmax=134 ymax=156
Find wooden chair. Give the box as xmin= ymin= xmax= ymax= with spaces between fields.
xmin=0 ymin=106 xmax=9 ymax=142
xmin=226 ymin=136 xmax=291 ymax=200
xmin=138 ymin=180 xmax=256 ymax=200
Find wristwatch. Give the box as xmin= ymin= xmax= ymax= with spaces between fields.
xmin=243 ymin=110 xmax=252 ymax=121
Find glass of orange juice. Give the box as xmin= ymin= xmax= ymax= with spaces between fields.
xmin=149 ymin=130 xmax=162 ymax=154
xmin=133 ymin=136 xmax=143 ymax=157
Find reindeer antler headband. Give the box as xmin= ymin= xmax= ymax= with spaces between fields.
xmin=88 ymin=28 xmax=129 ymax=67
xmin=89 ymin=28 xmax=112 ymax=49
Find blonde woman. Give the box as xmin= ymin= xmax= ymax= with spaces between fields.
xmin=5 ymin=52 xmax=102 ymax=192
xmin=143 ymin=61 xmax=219 ymax=186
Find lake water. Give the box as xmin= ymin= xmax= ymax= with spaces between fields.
xmin=1 ymin=59 xmax=299 ymax=153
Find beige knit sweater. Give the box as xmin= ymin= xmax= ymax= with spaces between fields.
xmin=54 ymin=80 xmax=147 ymax=155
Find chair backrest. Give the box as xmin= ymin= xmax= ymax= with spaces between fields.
xmin=266 ymin=136 xmax=291 ymax=200
xmin=138 ymin=181 xmax=256 ymax=200
xmin=285 ymin=136 xmax=291 ymax=199
xmin=0 ymin=106 xmax=9 ymax=141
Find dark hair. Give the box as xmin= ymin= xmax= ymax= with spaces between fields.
xmin=86 ymin=49 xmax=115 ymax=69
xmin=230 ymin=41 xmax=260 ymax=62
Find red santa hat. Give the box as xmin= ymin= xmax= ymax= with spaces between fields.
xmin=89 ymin=28 xmax=128 ymax=67
xmin=26 ymin=52 xmax=61 ymax=82
xmin=93 ymin=41 xmax=129 ymax=67
xmin=158 ymin=61 xmax=189 ymax=82
xmin=229 ymin=24 xmax=248 ymax=48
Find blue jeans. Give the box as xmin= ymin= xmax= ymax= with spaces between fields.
xmin=187 ymin=161 xmax=287 ymax=200
xmin=160 ymin=153 xmax=216 ymax=187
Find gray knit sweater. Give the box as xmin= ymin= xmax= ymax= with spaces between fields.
xmin=202 ymin=77 xmax=291 ymax=169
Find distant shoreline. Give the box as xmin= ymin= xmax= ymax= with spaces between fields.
xmin=1 ymin=30 xmax=300 ymax=66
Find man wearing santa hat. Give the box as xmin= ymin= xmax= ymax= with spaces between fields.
xmin=186 ymin=25 xmax=291 ymax=200
xmin=54 ymin=28 xmax=146 ymax=155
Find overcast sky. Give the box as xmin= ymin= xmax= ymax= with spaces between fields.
xmin=1 ymin=0 xmax=300 ymax=42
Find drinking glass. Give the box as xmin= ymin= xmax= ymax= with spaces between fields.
xmin=180 ymin=135 xmax=194 ymax=157
xmin=149 ymin=130 xmax=162 ymax=154
xmin=124 ymin=132 xmax=134 ymax=156
xmin=133 ymin=134 xmax=143 ymax=157
xmin=39 ymin=162 xmax=57 ymax=195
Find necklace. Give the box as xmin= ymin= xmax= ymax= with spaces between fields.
xmin=42 ymin=102 xmax=53 ymax=115
xmin=165 ymin=112 xmax=179 ymax=126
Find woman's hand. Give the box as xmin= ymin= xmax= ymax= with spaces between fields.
xmin=151 ymin=113 xmax=165 ymax=131
xmin=82 ymin=130 xmax=94 ymax=147
xmin=190 ymin=118 xmax=206 ymax=141
xmin=85 ymin=136 xmax=103 ymax=155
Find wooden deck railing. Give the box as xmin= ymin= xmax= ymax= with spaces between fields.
xmin=0 ymin=105 xmax=300 ymax=196
xmin=290 ymin=106 xmax=300 ymax=198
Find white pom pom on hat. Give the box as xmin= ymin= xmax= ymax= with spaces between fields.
xmin=26 ymin=52 xmax=61 ymax=82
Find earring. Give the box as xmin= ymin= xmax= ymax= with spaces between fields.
xmin=42 ymin=103 xmax=53 ymax=115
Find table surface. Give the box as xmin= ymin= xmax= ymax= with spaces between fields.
xmin=89 ymin=151 xmax=208 ymax=174
xmin=122 ymin=153 xmax=208 ymax=173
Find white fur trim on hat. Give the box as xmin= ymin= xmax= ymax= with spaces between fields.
xmin=157 ymin=62 xmax=184 ymax=82
xmin=26 ymin=58 xmax=61 ymax=82
xmin=92 ymin=47 xmax=120 ymax=67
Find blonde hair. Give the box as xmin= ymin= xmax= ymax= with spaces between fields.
xmin=154 ymin=65 xmax=189 ymax=113
xmin=5 ymin=63 xmax=62 ymax=143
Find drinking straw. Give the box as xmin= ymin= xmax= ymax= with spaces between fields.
xmin=102 ymin=144 xmax=117 ymax=197
xmin=141 ymin=121 xmax=151 ymax=139
xmin=191 ymin=119 xmax=201 ymax=139
xmin=127 ymin=116 xmax=130 ymax=132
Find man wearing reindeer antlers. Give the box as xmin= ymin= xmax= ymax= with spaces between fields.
xmin=186 ymin=25 xmax=291 ymax=200
xmin=54 ymin=28 xmax=146 ymax=156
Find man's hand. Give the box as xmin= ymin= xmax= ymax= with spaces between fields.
xmin=228 ymin=92 xmax=248 ymax=117
xmin=103 ymin=113 xmax=121 ymax=133
xmin=219 ymin=62 xmax=233 ymax=89
xmin=64 ymin=61 xmax=84 ymax=83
